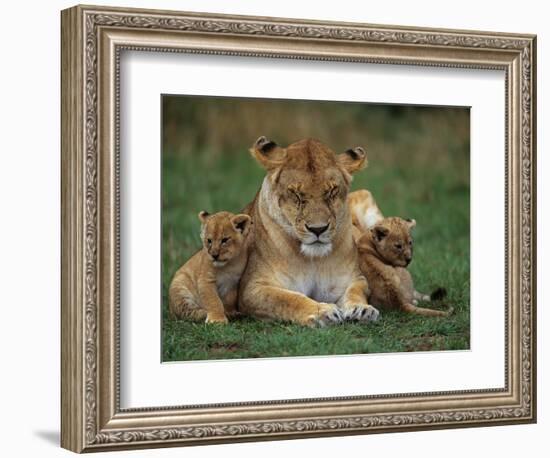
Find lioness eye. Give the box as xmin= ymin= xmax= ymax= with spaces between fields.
xmin=221 ymin=237 xmax=229 ymax=244
xmin=289 ymin=189 xmax=302 ymax=204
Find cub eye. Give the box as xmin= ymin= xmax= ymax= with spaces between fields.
xmin=221 ymin=237 xmax=230 ymax=244
xmin=207 ymin=239 xmax=212 ymax=245
xmin=395 ymin=243 xmax=403 ymax=250
xmin=409 ymin=240 xmax=413 ymax=245
xmin=326 ymin=186 xmax=339 ymax=200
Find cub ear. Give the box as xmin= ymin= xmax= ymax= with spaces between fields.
xmin=250 ymin=136 xmax=286 ymax=171
xmin=337 ymin=146 xmax=368 ymax=174
xmin=231 ymin=214 xmax=252 ymax=235
xmin=356 ymin=232 xmax=370 ymax=250
xmin=198 ymin=211 xmax=210 ymax=224
xmin=372 ymin=224 xmax=390 ymax=241
xmin=405 ymin=218 xmax=417 ymax=229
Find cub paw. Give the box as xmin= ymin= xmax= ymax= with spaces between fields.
xmin=343 ymin=304 xmax=380 ymax=322
xmin=205 ymin=313 xmax=229 ymax=324
xmin=305 ymin=303 xmax=344 ymax=327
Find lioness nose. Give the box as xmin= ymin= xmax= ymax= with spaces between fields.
xmin=306 ymin=223 xmax=329 ymax=237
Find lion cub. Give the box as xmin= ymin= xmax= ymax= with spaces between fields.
xmin=356 ymin=217 xmax=452 ymax=317
xmin=348 ymin=189 xmax=384 ymax=232
xmin=168 ymin=211 xmax=252 ymax=324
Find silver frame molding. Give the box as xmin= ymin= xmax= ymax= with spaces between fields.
xmin=61 ymin=4 xmax=537 ymax=453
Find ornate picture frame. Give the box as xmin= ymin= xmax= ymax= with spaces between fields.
xmin=61 ymin=4 xmax=536 ymax=453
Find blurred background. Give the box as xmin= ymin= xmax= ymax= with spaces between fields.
xmin=162 ymin=95 xmax=470 ymax=361
xmin=163 ymin=96 xmax=469 ymax=170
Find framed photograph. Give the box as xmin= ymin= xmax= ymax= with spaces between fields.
xmin=61 ymin=4 xmax=537 ymax=453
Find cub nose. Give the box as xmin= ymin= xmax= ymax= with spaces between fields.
xmin=212 ymin=253 xmax=219 ymax=260
xmin=306 ymin=223 xmax=329 ymax=237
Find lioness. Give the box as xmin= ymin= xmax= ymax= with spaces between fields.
xmin=239 ymin=137 xmax=379 ymax=327
xmin=356 ymin=216 xmax=452 ymax=317
xmin=168 ymin=210 xmax=252 ymax=324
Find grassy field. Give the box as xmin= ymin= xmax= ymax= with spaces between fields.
xmin=162 ymin=106 xmax=470 ymax=361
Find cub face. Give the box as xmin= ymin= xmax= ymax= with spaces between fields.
xmin=368 ymin=217 xmax=416 ymax=267
xmin=198 ymin=211 xmax=252 ymax=267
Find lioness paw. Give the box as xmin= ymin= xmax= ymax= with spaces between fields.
xmin=343 ymin=304 xmax=379 ymax=322
xmin=305 ymin=303 xmax=343 ymax=327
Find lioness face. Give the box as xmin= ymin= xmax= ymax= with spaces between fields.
xmin=251 ymin=137 xmax=367 ymax=257
xmin=370 ymin=217 xmax=416 ymax=267
xmin=198 ymin=211 xmax=251 ymax=267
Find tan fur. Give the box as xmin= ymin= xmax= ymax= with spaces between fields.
xmin=168 ymin=211 xmax=252 ymax=324
xmin=356 ymin=217 xmax=453 ymax=317
xmin=348 ymin=189 xmax=384 ymax=235
xmin=239 ymin=137 xmax=379 ymax=327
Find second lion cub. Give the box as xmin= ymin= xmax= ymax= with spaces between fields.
xmin=168 ymin=210 xmax=252 ymax=324
xmin=356 ymin=217 xmax=452 ymax=317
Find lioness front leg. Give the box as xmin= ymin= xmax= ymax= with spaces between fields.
xmin=243 ymin=283 xmax=343 ymax=327
xmin=338 ymin=276 xmax=379 ymax=322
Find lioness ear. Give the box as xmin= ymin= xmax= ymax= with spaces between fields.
xmin=250 ymin=136 xmax=286 ymax=171
xmin=405 ymin=218 xmax=417 ymax=229
xmin=231 ymin=214 xmax=251 ymax=235
xmin=337 ymin=146 xmax=368 ymax=174
xmin=372 ymin=225 xmax=389 ymax=241
xmin=198 ymin=211 xmax=210 ymax=224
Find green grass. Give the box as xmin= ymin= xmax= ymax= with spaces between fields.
xmin=162 ymin=147 xmax=470 ymax=361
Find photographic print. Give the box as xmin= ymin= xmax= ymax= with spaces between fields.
xmin=162 ymin=96 xmax=470 ymax=362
